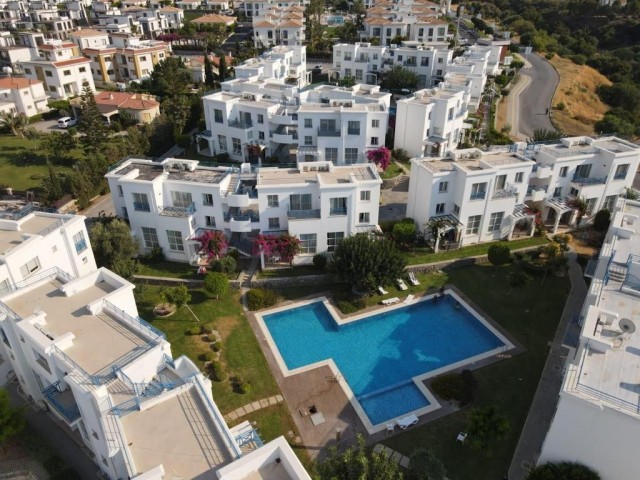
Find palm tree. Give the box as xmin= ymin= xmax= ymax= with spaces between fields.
xmin=0 ymin=111 xmax=28 ymax=138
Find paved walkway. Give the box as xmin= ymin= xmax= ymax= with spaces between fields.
xmin=223 ymin=394 xmax=284 ymax=422
xmin=508 ymin=252 xmax=587 ymax=479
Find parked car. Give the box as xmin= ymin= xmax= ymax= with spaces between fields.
xmin=57 ymin=117 xmax=78 ymax=128
xmin=312 ymin=65 xmax=323 ymax=74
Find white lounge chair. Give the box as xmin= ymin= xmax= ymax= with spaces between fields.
xmin=456 ymin=432 xmax=468 ymax=443
xmin=378 ymin=286 xmax=389 ymax=295
xmin=403 ymin=294 xmax=415 ymax=305
xmin=408 ymin=272 xmax=420 ymax=286
xmin=381 ymin=297 xmax=400 ymax=306
xmin=386 ymin=423 xmax=395 ymax=435
xmin=396 ymin=278 xmax=408 ymax=291
xmin=397 ymin=414 xmax=419 ymax=429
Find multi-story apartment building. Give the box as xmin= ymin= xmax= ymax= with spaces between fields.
xmin=0 ymin=31 xmax=31 ymax=74
xmin=69 ymin=28 xmax=109 ymax=50
xmin=445 ymin=45 xmax=491 ymax=107
xmin=158 ymin=5 xmax=184 ymax=31
xmin=538 ymin=196 xmax=640 ymax=480
xmin=242 ymin=0 xmax=306 ymax=18
xmin=0 ymin=76 xmax=49 ymax=116
xmin=361 ymin=6 xmax=448 ymax=46
xmin=394 ymin=85 xmax=471 ymax=158
xmin=18 ymin=40 xmax=94 ymax=99
xmin=253 ymin=6 xmax=305 ymax=47
xmin=106 ymin=157 xmax=382 ymax=264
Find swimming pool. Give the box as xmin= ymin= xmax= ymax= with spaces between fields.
xmin=258 ymin=291 xmax=512 ymax=431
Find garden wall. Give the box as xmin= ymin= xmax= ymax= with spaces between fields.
xmin=381 ymin=174 xmax=408 ymax=190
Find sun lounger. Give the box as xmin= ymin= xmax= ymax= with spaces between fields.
xmin=381 ymin=297 xmax=400 ymax=306
xmin=456 ymin=432 xmax=468 ymax=443
xmin=403 ymin=294 xmax=415 ymax=305
xmin=396 ymin=278 xmax=408 ymax=291
xmin=397 ymin=413 xmax=419 ymax=429
xmin=378 ymin=286 xmax=389 ymax=295
xmin=408 ymin=271 xmax=420 ymax=286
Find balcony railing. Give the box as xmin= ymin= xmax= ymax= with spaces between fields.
xmin=318 ymin=127 xmax=341 ymax=137
xmin=133 ymin=202 xmax=151 ymax=212
xmin=228 ymin=118 xmax=253 ymax=129
xmin=330 ymin=207 xmax=347 ymax=216
xmin=347 ymin=128 xmax=360 ymax=135
xmin=492 ymin=184 xmax=519 ymax=199
xmin=469 ymin=192 xmax=486 ymax=201
xmin=355 ymin=57 xmax=369 ymax=63
xmin=613 ymin=172 xmax=628 ymax=180
xmin=288 ymin=209 xmax=321 ymax=219
xmin=74 ymin=239 xmax=87 ymax=254
xmin=572 ymin=175 xmax=607 ymax=186
xmin=102 ymin=299 xmax=166 ymax=343
xmin=42 ymin=381 xmax=81 ymax=424
xmin=159 ymin=202 xmax=196 ymax=217
xmin=404 ymin=60 xmax=417 ymax=67
xmin=223 ymin=211 xmax=260 ymax=222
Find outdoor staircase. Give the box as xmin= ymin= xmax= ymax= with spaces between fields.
xmin=393 ymin=175 xmax=410 ymax=192
xmin=240 ymin=257 xmax=260 ymax=289
xmin=608 ymin=263 xmax=627 ymax=283
xmin=226 ymin=173 xmax=240 ymax=196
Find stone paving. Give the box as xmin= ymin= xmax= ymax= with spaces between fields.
xmin=223 ymin=395 xmax=284 ymax=422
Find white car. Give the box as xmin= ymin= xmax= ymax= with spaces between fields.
xmin=57 ymin=117 xmax=78 ymax=128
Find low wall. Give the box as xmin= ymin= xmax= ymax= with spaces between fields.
xmin=247 ymin=273 xmax=333 ymax=289
xmin=132 ymin=275 xmax=242 ymax=289
xmin=381 ymin=174 xmax=407 ymax=190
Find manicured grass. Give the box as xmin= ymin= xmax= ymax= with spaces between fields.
xmin=379 ymin=162 xmax=404 ymax=179
xmin=364 ymin=270 xmax=448 ymax=307
xmin=258 ymin=265 xmax=323 ymax=279
xmin=0 ymin=135 xmax=76 ymax=191
xmin=383 ymin=264 xmax=570 ymax=479
xmin=137 ymin=259 xmax=198 ymax=279
xmin=404 ymin=236 xmax=550 ymax=265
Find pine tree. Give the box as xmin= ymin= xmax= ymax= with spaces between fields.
xmin=78 ymin=80 xmax=109 ymax=155
xmin=218 ymin=53 xmax=228 ymax=81
xmin=204 ymin=54 xmax=215 ymax=87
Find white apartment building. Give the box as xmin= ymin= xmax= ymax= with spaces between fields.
xmin=18 ymin=40 xmax=94 ymax=99
xmin=106 ymin=157 xmax=381 ymax=264
xmin=394 ymin=85 xmax=471 ymax=158
xmin=0 ymin=31 xmax=31 ymax=74
xmin=0 ymin=77 xmax=48 ymax=116
xmin=69 ymin=28 xmax=110 ymax=50
xmin=253 ymin=6 xmax=305 ymax=47
xmin=361 ymin=15 xmax=448 ymax=46
xmin=445 ymin=45 xmax=491 ymax=107
xmin=538 ymin=197 xmax=640 ymax=480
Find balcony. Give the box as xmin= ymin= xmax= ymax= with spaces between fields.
xmin=223 ymin=211 xmax=260 ymax=222
xmin=74 ymin=239 xmax=87 ymax=254
xmin=271 ymin=107 xmax=297 ymax=126
xmin=288 ymin=209 xmax=321 ymax=219
xmin=492 ymin=184 xmax=519 ymax=200
xmin=571 ymin=175 xmax=607 ymax=186
xmin=133 ymin=202 xmax=150 ymax=212
xmin=272 ymin=126 xmax=298 ymax=143
xmin=43 ymin=381 xmax=81 ymax=424
xmin=469 ymin=192 xmax=486 ymax=201
xmin=318 ymin=127 xmax=341 ymax=137
xmin=404 ymin=60 xmax=417 ymax=67
xmin=159 ymin=202 xmax=196 ymax=217
xmin=355 ymin=57 xmax=369 ymax=63
xmin=347 ymin=128 xmax=360 ymax=135
xmin=531 ymin=163 xmax=552 ymax=179
xmin=329 ymin=207 xmax=347 ymax=216
xmin=526 ymin=185 xmax=548 ymax=202
xmin=228 ymin=118 xmax=253 ymax=129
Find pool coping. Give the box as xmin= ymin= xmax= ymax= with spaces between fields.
xmin=254 ymin=288 xmax=516 ymax=435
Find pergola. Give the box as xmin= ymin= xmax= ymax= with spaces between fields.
xmin=509 ymin=203 xmax=537 ymax=239
xmin=545 ymin=197 xmax=577 ymax=233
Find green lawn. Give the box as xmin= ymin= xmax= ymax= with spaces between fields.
xmin=405 ymin=237 xmax=549 ymax=265
xmin=0 ymin=135 xmax=76 ymax=191
xmin=382 ymin=264 xmax=570 ymax=479
xmin=137 ymin=259 xmax=198 ymax=279
xmin=258 ymin=265 xmax=322 ymax=279
xmin=380 ymin=162 xmax=404 ymax=179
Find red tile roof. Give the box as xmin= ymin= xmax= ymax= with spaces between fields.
xmin=0 ymin=77 xmax=42 ymax=89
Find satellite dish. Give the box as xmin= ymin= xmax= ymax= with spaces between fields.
xmin=619 ymin=318 xmax=636 ymax=334
xmin=2 ymin=66 xmax=12 ymax=75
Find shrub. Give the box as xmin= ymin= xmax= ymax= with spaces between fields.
xmin=526 ymin=461 xmax=601 ymax=480
xmin=409 ymin=449 xmax=446 ymax=480
xmin=233 ymin=376 xmax=251 ymax=394
xmin=593 ymin=209 xmax=611 ymax=232
xmin=28 ymin=114 xmax=43 ymax=124
xmin=200 ymin=323 xmax=214 ymax=334
xmin=555 ymin=102 xmax=566 ymax=111
xmin=227 ymin=248 xmax=240 ymax=260
xmin=199 ymin=351 xmax=216 ymax=362
xmin=211 ymin=256 xmax=237 ymax=274
xmin=392 ymin=148 xmax=410 ymax=163
xmin=175 ymin=133 xmax=192 ymax=148
xmin=187 ymin=326 xmax=201 ymax=335
xmin=393 ymin=219 xmax=417 ymax=246
xmin=201 ymin=334 xmax=210 ymax=342
xmin=569 ymin=54 xmax=587 ymax=65
xmin=211 ymin=341 xmax=221 ymax=352
xmin=487 ymin=244 xmax=511 ymax=266
xmin=431 ymin=370 xmax=476 ymax=406
xmin=164 ymin=284 xmax=191 ymax=307
xmin=313 ymin=253 xmax=328 ymax=270
xmin=246 ymin=288 xmax=279 ymax=310
xmin=209 ymin=361 xmax=225 ymax=381
xmin=144 ymin=246 xmax=164 ymax=262
xmin=204 ymin=272 xmax=229 ymax=299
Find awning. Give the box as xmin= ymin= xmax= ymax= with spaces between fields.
xmin=427 ymin=214 xmax=462 ymax=227
xmin=545 ymin=196 xmax=574 ymax=214
xmin=512 ymin=203 xmax=536 ymax=219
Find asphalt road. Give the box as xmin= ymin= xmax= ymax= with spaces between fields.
xmin=516 ymin=53 xmax=559 ymax=138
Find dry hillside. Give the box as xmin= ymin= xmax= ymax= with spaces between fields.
xmin=549 ymin=55 xmax=612 ymax=136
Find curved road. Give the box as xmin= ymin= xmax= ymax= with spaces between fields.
xmin=508 ymin=53 xmax=559 ymax=140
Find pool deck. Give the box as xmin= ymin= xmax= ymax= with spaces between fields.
xmin=246 ymin=284 xmax=525 ymax=459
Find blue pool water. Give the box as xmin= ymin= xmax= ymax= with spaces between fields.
xmin=262 ymin=294 xmax=506 ymax=425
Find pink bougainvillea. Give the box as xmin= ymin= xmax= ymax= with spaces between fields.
xmin=252 ymin=234 xmax=301 ymax=266
xmin=194 ymin=230 xmax=227 ymax=260
xmin=366 ymin=146 xmax=392 ymax=171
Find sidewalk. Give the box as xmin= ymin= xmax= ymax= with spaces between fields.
xmin=508 ymin=252 xmax=587 ymax=479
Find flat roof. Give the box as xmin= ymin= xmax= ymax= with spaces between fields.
xmin=5 ymin=280 xmax=149 ymax=376
xmin=121 ymin=386 xmax=234 ymax=477
xmin=0 ymin=214 xmax=63 ymax=256
xmin=113 ymin=160 xmax=231 ymax=184
xmin=257 ymin=165 xmax=378 ymax=186
xmin=416 ymin=151 xmax=532 ymax=174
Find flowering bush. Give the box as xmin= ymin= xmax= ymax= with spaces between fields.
xmin=194 ymin=230 xmax=227 ymax=260
xmin=366 ymin=146 xmax=392 ymax=171
xmin=252 ymin=233 xmax=301 ymax=266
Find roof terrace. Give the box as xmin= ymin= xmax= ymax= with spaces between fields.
xmin=257 ymin=163 xmax=379 ymax=186
xmin=0 ymin=213 xmax=68 ymax=256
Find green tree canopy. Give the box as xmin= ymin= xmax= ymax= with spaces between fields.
xmin=204 ymin=272 xmax=229 ymax=299
xmin=526 ymin=462 xmax=600 ymax=480
xmin=329 ymin=234 xmax=406 ymax=292
xmin=466 ymin=405 xmax=510 ymax=450
xmin=381 ymin=66 xmax=420 ymax=91
xmin=0 ymin=111 xmax=28 ymax=138
xmin=204 ymin=55 xmax=215 ymax=86
xmin=487 ymin=244 xmax=511 ymax=266
xmin=41 ymin=132 xmax=77 ymax=164
xmin=89 ymin=219 xmax=140 ymax=277
xmin=78 ymin=80 xmax=109 ymax=155
xmin=0 ymin=388 xmax=25 ymax=444
xmin=149 ymin=57 xmax=192 ymax=98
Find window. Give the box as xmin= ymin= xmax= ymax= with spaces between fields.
xmin=439 ymin=181 xmax=448 ymax=193
xmin=166 ymin=230 xmax=184 ymax=251
xmin=214 ymin=109 xmax=223 ymax=123
xmin=435 ymin=203 xmax=445 ymax=214
xmin=171 ymin=191 xmax=192 ymax=208
xmin=259 ymin=131 xmax=265 ymax=140
xmin=448 ymin=107 xmax=454 ymax=121
xmin=603 ymin=195 xmax=618 ymax=211
xmin=570 ymin=187 xmax=579 ymax=197
xmin=232 ymin=138 xmax=241 ymax=154
xmin=421 ymin=57 xmax=429 ymax=66
xmin=371 ymin=137 xmax=379 ymax=146
xmin=267 ymin=195 xmax=279 ymax=207
xmin=0 ymin=328 xmax=10 ymax=348
xmin=202 ymin=193 xmax=214 ymax=206
xmin=33 ymin=349 xmax=51 ymax=374
xmin=117 ymin=185 xmax=123 ymax=196
xmin=330 ymin=197 xmax=347 ymax=215
xmin=24 ymin=68 xmax=32 ymax=74
xmin=470 ymin=183 xmax=486 ymax=200
xmin=359 ymin=212 xmax=370 ymax=224
xmin=466 ymin=215 xmax=481 ymax=235
xmin=205 ymin=216 xmax=216 ymax=227
xmin=559 ymin=166 xmax=568 ymax=177
xmin=488 ymin=212 xmax=504 ymax=232
xmin=218 ymin=135 xmax=227 ymax=151
xmin=304 ymin=118 xmax=312 ymax=128
xmin=282 ymin=229 xmax=312 ymax=255
xmin=575 ymin=164 xmax=592 ymax=179
xmin=73 ymin=231 xmax=87 ymax=254
xmin=45 ymin=70 xmax=53 ymax=77
xmin=20 ymin=257 xmax=40 ymax=278
xmin=304 ymin=136 xmax=313 ymax=146
xmin=585 ymin=198 xmax=598 ymax=215
xmin=0 ymin=279 xmax=10 ymax=296
xmin=360 ymin=190 xmax=371 ymax=201
xmin=515 ymin=172 xmax=524 ymax=183
xmin=132 ymin=192 xmax=150 ymax=211
xmin=495 ymin=174 xmax=507 ymax=191
xmin=372 ymin=119 xmax=379 ymax=128
xmin=553 ymin=187 xmax=562 ymax=198
xmin=122 ymin=207 xmax=128 ymax=219
xmin=453 ymin=204 xmax=460 ymax=215
xmin=258 ymin=114 xmax=264 ymax=124
xmin=347 ymin=121 xmax=360 ymax=135
xmin=268 ymin=217 xmax=280 ymax=229
xmin=327 ymin=232 xmax=344 ymax=252
xmin=141 ymin=227 xmax=159 ymax=248
xmin=290 ymin=194 xmax=312 ymax=211
xmin=345 ymin=148 xmax=358 ymax=164
xmin=79 ymin=67 xmax=86 ymax=73
xmin=325 ymin=147 xmax=338 ymax=163
xmin=614 ymin=164 xmax=629 ymax=180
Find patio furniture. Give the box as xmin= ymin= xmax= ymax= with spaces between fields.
xmin=456 ymin=432 xmax=468 ymax=443
xmin=396 ymin=278 xmax=408 ymax=291
xmin=403 ymin=294 xmax=415 ymax=305
xmin=386 ymin=423 xmax=395 ymax=435
xmin=408 ymin=272 xmax=420 ymax=286
xmin=381 ymin=297 xmax=400 ymax=306
xmin=397 ymin=414 xmax=419 ymax=429
xmin=378 ymin=286 xmax=389 ymax=295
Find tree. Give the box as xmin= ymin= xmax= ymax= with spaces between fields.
xmin=164 ymin=284 xmax=191 ymax=307
xmin=0 ymin=389 xmax=25 ymax=444
xmin=0 ymin=111 xmax=28 ymax=138
xmin=277 ymin=234 xmax=301 ymax=266
xmin=89 ymin=219 xmax=140 ymax=276
xmin=527 ymin=129 xmax=563 ymax=143
xmin=314 ymin=434 xmax=403 ymax=480
xmin=194 ymin=230 xmax=228 ymax=260
xmin=163 ymin=94 xmax=191 ymax=135
xmin=78 ymin=80 xmax=109 ymax=155
xmin=381 ymin=65 xmax=420 ymax=91
xmin=329 ymin=234 xmax=406 ymax=292
xmin=487 ymin=244 xmax=511 ymax=266
xmin=392 ymin=219 xmax=416 ymax=246
xmin=526 ymin=462 xmax=600 ymax=480
xmin=204 ymin=54 xmax=215 ymax=87
xmin=204 ymin=272 xmax=229 ymax=299
xmin=408 ymin=449 xmax=446 ymax=480
xmin=41 ymin=132 xmax=77 ymax=164
xmin=149 ymin=57 xmax=192 ymax=98
xmin=338 ymin=76 xmax=356 ymax=88
xmin=466 ymin=406 xmax=510 ymax=450
xmin=366 ymin=146 xmax=392 ymax=170
xmin=218 ymin=53 xmax=228 ymax=81
xmin=593 ymin=209 xmax=611 ymax=232
xmin=507 ymin=270 xmax=531 ymax=293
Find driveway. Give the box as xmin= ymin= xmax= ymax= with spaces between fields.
xmin=511 ymin=53 xmax=559 ymax=139
xmin=30 ymin=119 xmax=62 ymax=133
